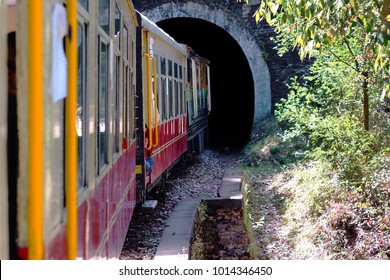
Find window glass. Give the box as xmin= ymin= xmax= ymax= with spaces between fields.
xmin=113 ymin=56 xmax=120 ymax=155
xmin=180 ymin=82 xmax=184 ymax=115
xmin=77 ymin=22 xmax=87 ymax=188
xmin=168 ymin=60 xmax=173 ymax=77
xmin=161 ymin=78 xmax=167 ymax=121
xmin=98 ymin=41 xmax=108 ymax=170
xmin=187 ymin=59 xmax=192 ymax=83
xmin=160 ymin=57 xmax=167 ymax=121
xmin=98 ymin=0 xmax=110 ymax=34
xmin=197 ymin=65 xmax=201 ymax=113
xmin=123 ymin=26 xmax=128 ymax=60
xmin=160 ymin=57 xmax=166 ymax=75
xmin=123 ymin=65 xmax=129 ymax=142
xmin=168 ymin=80 xmax=173 ymax=118
xmin=131 ymin=40 xmax=134 ymax=66
xmin=78 ymin=0 xmax=89 ymax=10
xmin=174 ymin=63 xmax=178 ymax=78
xmin=175 ymin=81 xmax=179 ymax=116
xmin=114 ymin=3 xmax=121 ymax=49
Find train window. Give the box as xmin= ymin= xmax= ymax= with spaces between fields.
xmin=77 ymin=22 xmax=88 ymax=189
xmin=78 ymin=0 xmax=89 ymax=11
xmin=168 ymin=60 xmax=173 ymax=118
xmin=168 ymin=60 xmax=173 ymax=77
xmin=98 ymin=0 xmax=110 ymax=35
xmin=123 ymin=64 xmax=129 ymax=143
xmin=97 ymin=40 xmax=109 ymax=172
xmin=123 ymin=25 xmax=128 ymax=61
xmin=201 ymin=64 xmax=207 ymax=110
xmin=174 ymin=62 xmax=179 ymax=116
xmin=197 ymin=64 xmax=201 ymax=113
xmin=113 ymin=56 xmax=120 ymax=155
xmin=187 ymin=58 xmax=192 ymax=83
xmin=114 ymin=3 xmax=121 ymax=49
xmin=192 ymin=60 xmax=199 ymax=117
xmin=180 ymin=82 xmax=184 ymax=115
xmin=168 ymin=80 xmax=173 ymax=118
xmin=161 ymin=79 xmax=167 ymax=121
xmin=160 ymin=57 xmax=167 ymax=121
xmin=160 ymin=57 xmax=166 ymax=75
xmin=179 ymin=65 xmax=184 ymax=115
xmin=174 ymin=63 xmax=178 ymax=79
xmin=175 ymin=81 xmax=179 ymax=116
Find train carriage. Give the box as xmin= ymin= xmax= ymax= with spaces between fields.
xmin=1 ymin=0 xmax=211 ymax=260
xmin=1 ymin=0 xmax=139 ymax=260
xmin=186 ymin=48 xmax=211 ymax=156
xmin=135 ymin=12 xmax=189 ymax=202
xmin=75 ymin=0 xmax=139 ymax=260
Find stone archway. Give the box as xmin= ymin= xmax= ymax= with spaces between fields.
xmin=140 ymin=1 xmax=271 ymax=122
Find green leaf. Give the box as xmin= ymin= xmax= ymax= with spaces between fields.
xmin=356 ymin=17 xmax=364 ymax=28
xmin=265 ymin=10 xmax=272 ymax=24
xmin=270 ymin=3 xmax=279 ymax=14
xmin=255 ymin=10 xmax=261 ymax=22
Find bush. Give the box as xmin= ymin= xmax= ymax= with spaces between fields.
xmin=275 ymin=49 xmax=390 ymax=186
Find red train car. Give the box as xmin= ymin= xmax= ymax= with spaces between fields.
xmin=0 ymin=0 xmax=210 ymax=260
xmin=135 ymin=12 xmax=189 ymax=202
xmin=1 ymin=0 xmax=139 ymax=260
xmin=134 ymin=13 xmax=211 ymax=203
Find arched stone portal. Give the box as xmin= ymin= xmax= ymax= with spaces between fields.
xmin=140 ymin=1 xmax=271 ymax=122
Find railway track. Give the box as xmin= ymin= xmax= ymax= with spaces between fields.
xmin=120 ymin=149 xmax=241 ymax=260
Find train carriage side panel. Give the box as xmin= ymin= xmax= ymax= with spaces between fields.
xmin=76 ymin=0 xmax=138 ymax=259
xmin=8 ymin=0 xmax=139 ymax=260
xmin=136 ymin=12 xmax=188 ymax=201
xmin=186 ymin=49 xmax=211 ymax=156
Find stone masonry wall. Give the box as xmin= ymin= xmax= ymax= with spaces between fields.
xmin=133 ymin=0 xmax=309 ymax=117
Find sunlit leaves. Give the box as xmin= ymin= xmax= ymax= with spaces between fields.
xmin=253 ymin=0 xmax=390 ymax=78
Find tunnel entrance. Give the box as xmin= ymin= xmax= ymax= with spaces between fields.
xmin=157 ymin=18 xmax=255 ymax=152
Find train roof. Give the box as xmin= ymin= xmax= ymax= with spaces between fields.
xmin=187 ymin=47 xmax=210 ymax=64
xmin=136 ymin=11 xmax=188 ymax=56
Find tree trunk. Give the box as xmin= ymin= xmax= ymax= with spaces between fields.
xmin=363 ymin=72 xmax=369 ymax=131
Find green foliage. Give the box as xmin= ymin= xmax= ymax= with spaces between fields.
xmin=197 ymin=201 xmax=208 ymax=223
xmin=275 ymin=49 xmax=390 ymax=183
xmin=254 ymin=0 xmax=390 ymax=71
xmin=242 ymin=116 xmax=390 ymax=259
xmin=239 ymin=0 xmax=390 ymax=259
xmin=191 ymin=202 xmax=210 ymax=260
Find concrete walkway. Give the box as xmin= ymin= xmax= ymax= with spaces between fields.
xmin=153 ymin=167 xmax=242 ymax=260
xmin=153 ymin=199 xmax=200 ymax=260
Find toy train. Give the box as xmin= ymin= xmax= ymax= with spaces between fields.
xmin=0 ymin=0 xmax=210 ymax=260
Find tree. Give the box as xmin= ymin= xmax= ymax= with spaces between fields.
xmin=242 ymin=0 xmax=390 ymax=130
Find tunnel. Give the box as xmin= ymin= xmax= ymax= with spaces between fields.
xmin=157 ymin=18 xmax=255 ymax=152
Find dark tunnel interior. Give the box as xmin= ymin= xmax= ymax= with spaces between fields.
xmin=157 ymin=18 xmax=255 ymax=152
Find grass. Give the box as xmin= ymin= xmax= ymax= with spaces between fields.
xmin=241 ymin=116 xmax=390 ymax=259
